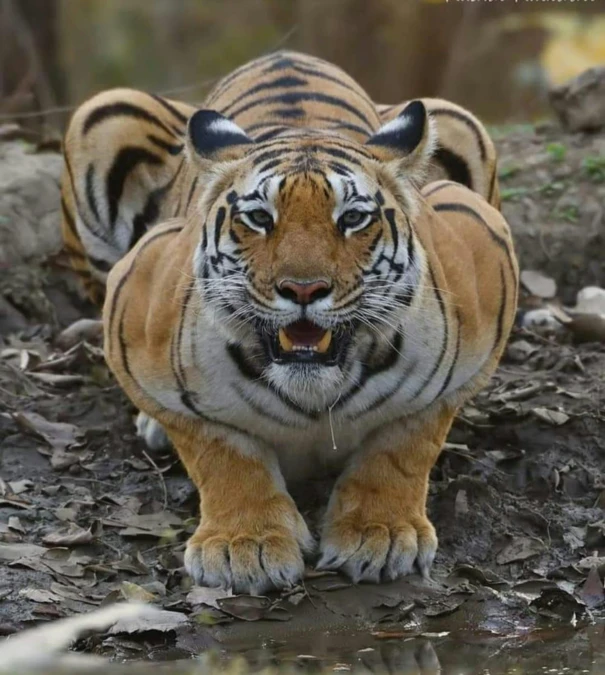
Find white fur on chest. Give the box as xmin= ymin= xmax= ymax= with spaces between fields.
xmin=145 ymin=304 xmax=487 ymax=481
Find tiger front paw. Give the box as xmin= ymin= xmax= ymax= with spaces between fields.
xmin=318 ymin=513 xmax=437 ymax=583
xmin=184 ymin=500 xmax=314 ymax=594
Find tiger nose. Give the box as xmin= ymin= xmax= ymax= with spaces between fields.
xmin=276 ymin=279 xmax=332 ymax=305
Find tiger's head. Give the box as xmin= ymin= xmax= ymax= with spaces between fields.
xmin=186 ymin=103 xmax=435 ymax=411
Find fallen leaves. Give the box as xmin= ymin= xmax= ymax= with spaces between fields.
xmin=107 ymin=608 xmax=188 ymax=635
xmin=496 ymin=537 xmax=546 ymax=565
xmin=13 ymin=411 xmax=84 ymax=450
xmin=42 ymin=522 xmax=101 ymax=547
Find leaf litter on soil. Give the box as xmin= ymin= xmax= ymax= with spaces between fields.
xmin=2 ymin=124 xmax=605 ymax=662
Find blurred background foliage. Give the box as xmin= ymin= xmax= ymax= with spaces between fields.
xmin=0 ymin=0 xmax=604 ymax=131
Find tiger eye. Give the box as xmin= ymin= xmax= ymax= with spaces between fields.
xmin=342 ymin=210 xmax=365 ymax=227
xmin=247 ymin=210 xmax=273 ymax=228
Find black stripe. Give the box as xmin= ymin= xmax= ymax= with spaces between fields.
xmin=264 ymin=57 xmax=375 ymax=111
xmin=316 ymin=117 xmax=371 ymax=138
xmin=245 ymin=121 xmax=286 ymax=132
xmin=384 ymin=208 xmax=399 ymax=258
xmin=488 ymin=166 xmax=499 ymax=206
xmin=229 ymin=91 xmax=373 ymax=129
xmin=435 ymin=310 xmax=461 ymax=399
xmin=412 ymin=266 xmax=449 ymax=399
xmin=147 ymin=134 xmax=184 ymax=156
xmin=149 ymin=93 xmax=189 ymax=126
xmin=233 ymin=383 xmax=304 ymax=428
xmin=106 ymin=147 xmax=163 ymax=227
xmin=88 ymin=255 xmax=112 ymax=273
xmin=358 ymin=351 xmax=418 ymax=415
xmin=171 ymin=281 xmax=194 ymax=391
xmin=255 ymin=127 xmax=288 ymax=142
xmin=335 ymin=332 xmax=402 ymax=410
xmin=256 ymin=158 xmax=282 ymax=173
xmin=432 ymin=202 xmax=516 ymax=281
xmin=433 ymin=146 xmax=472 ymax=190
xmin=220 ymin=75 xmax=308 ymax=115
xmin=85 ymin=164 xmax=100 ymax=222
xmin=83 ymin=102 xmax=175 ymax=137
xmin=185 ymin=177 xmax=199 ymax=213
xmin=107 ymin=225 xmax=183 ymax=348
xmin=494 ymin=264 xmax=507 ymax=350
xmin=118 ymin=305 xmax=134 ymax=378
xmin=422 ymin=181 xmax=459 ymax=198
xmin=213 ymin=207 xmax=226 ymax=252
xmin=430 ymin=108 xmax=487 ymax=161
xmin=271 ymin=107 xmax=306 ymax=120
xmin=226 ymin=342 xmax=318 ymax=419
xmin=130 ymin=159 xmax=184 ymax=248
xmin=226 ymin=343 xmax=263 ymax=381
xmin=206 ymin=52 xmax=280 ymax=104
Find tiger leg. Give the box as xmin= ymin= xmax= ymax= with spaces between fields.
xmin=318 ymin=406 xmax=454 ymax=582
xmin=167 ymin=426 xmax=314 ymax=593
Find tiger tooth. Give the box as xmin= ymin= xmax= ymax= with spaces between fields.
xmin=316 ymin=330 xmax=332 ymax=354
xmin=278 ymin=328 xmax=294 ymax=352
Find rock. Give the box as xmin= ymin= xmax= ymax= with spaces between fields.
xmin=520 ymin=308 xmax=563 ymax=335
xmin=520 ymin=270 xmax=557 ymax=299
xmin=550 ymin=66 xmax=605 ymax=133
xmin=575 ymin=286 xmax=605 ymax=317
xmin=506 ymin=339 xmax=538 ymax=363
xmin=0 ymin=142 xmax=63 ymax=266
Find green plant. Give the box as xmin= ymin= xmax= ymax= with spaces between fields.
xmin=582 ymin=155 xmax=605 ymax=183
xmin=538 ymin=181 xmax=566 ymax=197
xmin=546 ymin=142 xmax=567 ymax=163
xmin=498 ymin=163 xmax=521 ymax=180
xmin=554 ymin=205 xmax=580 ymax=223
xmin=500 ymin=186 xmax=532 ymax=202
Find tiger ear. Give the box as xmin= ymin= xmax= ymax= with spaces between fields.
xmin=366 ymin=101 xmax=435 ymax=179
xmin=186 ymin=110 xmax=254 ymax=163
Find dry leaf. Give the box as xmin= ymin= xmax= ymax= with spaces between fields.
xmin=580 ymin=568 xmax=604 ymax=608
xmin=186 ymin=586 xmax=232 ymax=609
xmin=13 ymin=411 xmax=84 ymax=450
xmin=8 ymin=516 xmax=25 ymax=534
xmin=19 ymin=588 xmax=62 ymax=604
xmin=108 ymin=608 xmax=188 ymax=635
xmin=120 ymin=582 xmax=155 ymax=603
xmin=42 ymin=523 xmax=98 ymax=547
xmin=532 ymin=408 xmax=570 ymax=426
xmin=0 ymin=542 xmax=46 ymax=562
xmin=8 ymin=479 xmax=33 ymax=495
xmin=216 ymin=595 xmax=290 ymax=621
xmin=496 ymin=537 xmax=545 ymax=565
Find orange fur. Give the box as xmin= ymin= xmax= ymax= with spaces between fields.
xmin=64 ymin=51 xmax=517 ymax=592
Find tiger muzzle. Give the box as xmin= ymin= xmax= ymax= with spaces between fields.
xmin=263 ymin=319 xmax=351 ymax=366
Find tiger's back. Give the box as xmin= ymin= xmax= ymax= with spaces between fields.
xmin=61 ymin=51 xmax=499 ymax=305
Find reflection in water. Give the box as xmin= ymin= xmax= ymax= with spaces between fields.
xmin=178 ymin=625 xmax=605 ymax=675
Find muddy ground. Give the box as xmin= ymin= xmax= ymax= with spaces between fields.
xmin=1 ymin=123 xmax=605 ymax=672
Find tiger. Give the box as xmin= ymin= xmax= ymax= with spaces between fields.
xmin=61 ymin=50 xmax=517 ymax=593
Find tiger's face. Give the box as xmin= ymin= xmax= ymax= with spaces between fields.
xmin=187 ymin=104 xmax=434 ymax=410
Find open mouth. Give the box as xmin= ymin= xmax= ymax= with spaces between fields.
xmin=264 ymin=320 xmax=348 ymax=365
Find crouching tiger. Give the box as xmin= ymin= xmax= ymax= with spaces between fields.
xmin=62 ymin=51 xmax=517 ymax=592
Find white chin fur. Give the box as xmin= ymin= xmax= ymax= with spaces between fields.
xmin=266 ymin=362 xmax=346 ymax=412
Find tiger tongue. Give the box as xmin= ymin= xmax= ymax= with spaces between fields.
xmin=278 ymin=321 xmax=332 ymax=353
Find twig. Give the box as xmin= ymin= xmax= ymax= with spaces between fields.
xmin=142 ymin=449 xmax=168 ymax=511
